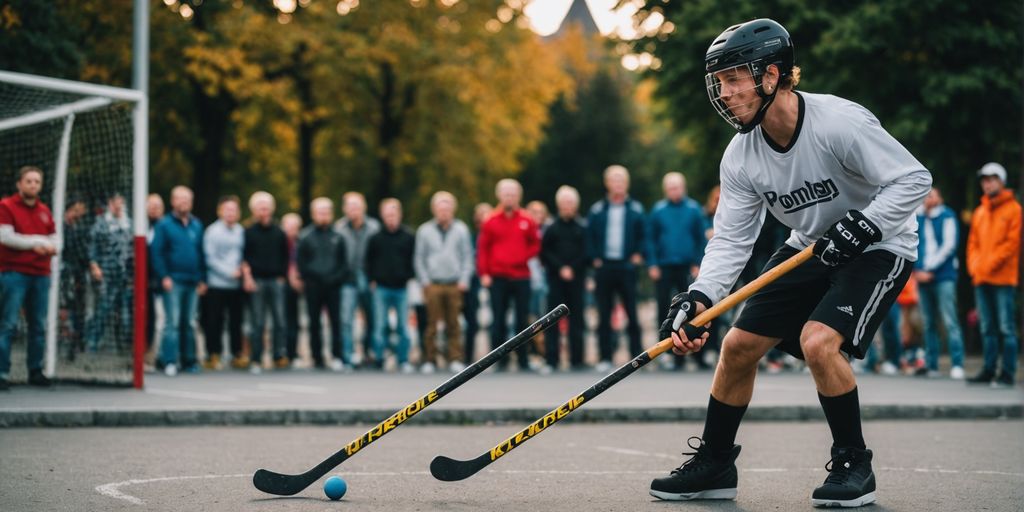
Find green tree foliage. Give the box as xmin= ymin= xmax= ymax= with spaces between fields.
xmin=2 ymin=0 xmax=571 ymax=224
xmin=632 ymin=0 xmax=1022 ymax=213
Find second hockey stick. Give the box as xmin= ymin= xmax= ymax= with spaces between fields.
xmin=430 ymin=246 xmax=815 ymax=482
xmin=254 ymin=303 xmax=569 ymax=495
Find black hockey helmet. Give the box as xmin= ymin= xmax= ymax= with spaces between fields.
xmin=704 ymin=19 xmax=795 ymax=133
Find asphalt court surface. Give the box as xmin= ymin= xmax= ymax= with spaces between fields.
xmin=2 ymin=421 xmax=1022 ymax=511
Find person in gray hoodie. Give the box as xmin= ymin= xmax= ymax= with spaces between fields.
xmin=200 ymin=196 xmax=245 ymax=370
xmin=414 ymin=191 xmax=474 ymax=373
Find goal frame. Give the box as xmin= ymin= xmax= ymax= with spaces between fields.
xmin=0 ymin=70 xmax=148 ymax=388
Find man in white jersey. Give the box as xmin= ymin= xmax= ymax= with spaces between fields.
xmin=648 ymin=19 xmax=932 ymax=508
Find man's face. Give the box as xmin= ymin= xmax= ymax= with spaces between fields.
xmin=664 ymin=179 xmax=685 ymax=202
xmin=980 ymin=175 xmax=1003 ymax=197
xmin=474 ymin=204 xmax=493 ymax=226
xmin=714 ymin=66 xmax=762 ymax=125
xmin=344 ymin=197 xmax=365 ymax=222
xmin=281 ymin=217 xmax=301 ymax=238
xmin=923 ymin=189 xmax=941 ymax=210
xmin=220 ymin=201 xmax=240 ymax=224
xmin=146 ymin=196 xmax=165 ymax=219
xmin=381 ymin=204 xmax=402 ymax=230
xmin=108 ymin=196 xmax=125 ymax=217
xmin=605 ymin=173 xmax=629 ymax=196
xmin=251 ymin=199 xmax=273 ymax=224
xmin=556 ymin=196 xmax=578 ymax=219
xmin=66 ymin=202 xmax=86 ymax=222
xmin=16 ymin=171 xmax=43 ymax=199
xmin=527 ymin=203 xmax=547 ymax=225
xmin=497 ymin=184 xmax=521 ymax=210
xmin=171 ymin=190 xmax=193 ymax=215
xmin=433 ymin=200 xmax=455 ymax=224
xmin=312 ymin=204 xmax=333 ymax=226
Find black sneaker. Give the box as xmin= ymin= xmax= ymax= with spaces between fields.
xmin=28 ymin=370 xmax=53 ymax=388
xmin=967 ymin=369 xmax=996 ymax=384
xmin=0 ymin=378 xmax=9 ymax=391
xmin=649 ymin=437 xmax=740 ymax=501
xmin=811 ymin=447 xmax=876 ymax=508
xmin=991 ymin=372 xmax=1015 ymax=388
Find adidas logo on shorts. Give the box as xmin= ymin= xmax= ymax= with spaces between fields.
xmin=837 ymin=305 xmax=854 ymax=316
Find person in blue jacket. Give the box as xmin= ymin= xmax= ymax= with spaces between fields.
xmin=647 ymin=172 xmax=708 ymax=370
xmin=150 ymin=186 xmax=206 ymax=376
xmin=913 ymin=187 xmax=965 ymax=379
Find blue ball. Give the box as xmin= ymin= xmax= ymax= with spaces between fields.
xmin=324 ymin=475 xmax=347 ymax=500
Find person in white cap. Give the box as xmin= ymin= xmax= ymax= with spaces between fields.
xmin=965 ymin=162 xmax=1020 ymax=387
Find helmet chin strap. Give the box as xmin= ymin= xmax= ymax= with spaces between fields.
xmin=737 ymin=77 xmax=778 ymax=134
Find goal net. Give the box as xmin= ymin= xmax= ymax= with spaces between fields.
xmin=0 ymin=71 xmax=147 ymax=387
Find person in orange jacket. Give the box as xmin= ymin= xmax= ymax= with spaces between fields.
xmin=965 ymin=162 xmax=1021 ymax=387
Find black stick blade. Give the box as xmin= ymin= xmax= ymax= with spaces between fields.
xmin=430 ymin=454 xmax=490 ymax=482
xmin=253 ymin=468 xmax=312 ymax=496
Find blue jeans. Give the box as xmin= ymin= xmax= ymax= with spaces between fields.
xmin=159 ymin=282 xmax=199 ymax=368
xmin=85 ymin=271 xmax=132 ymax=352
xmin=341 ymin=271 xmax=374 ymax=363
xmin=974 ymin=285 xmax=1019 ymax=377
xmin=0 ymin=271 xmax=50 ymax=377
xmin=865 ymin=303 xmax=902 ymax=369
xmin=372 ymin=285 xmax=411 ymax=364
xmin=918 ymin=280 xmax=965 ymax=370
xmin=249 ymin=278 xmax=286 ymax=362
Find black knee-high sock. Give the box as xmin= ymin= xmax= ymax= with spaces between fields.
xmin=702 ymin=395 xmax=747 ymax=453
xmin=818 ymin=387 xmax=866 ymax=450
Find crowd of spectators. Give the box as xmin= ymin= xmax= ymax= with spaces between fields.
xmin=0 ymin=162 xmax=1019 ymax=388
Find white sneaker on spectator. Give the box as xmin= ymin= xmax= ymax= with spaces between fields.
xmin=249 ymin=363 xmax=262 ymax=375
xmin=538 ymin=364 xmax=554 ymax=375
xmin=595 ymin=361 xmax=612 ymax=373
xmin=660 ymin=357 xmax=676 ymax=371
xmin=527 ymin=360 xmax=544 ymax=372
xmin=950 ymin=366 xmax=965 ymax=380
xmin=880 ymin=361 xmax=899 ymax=376
xmin=449 ymin=361 xmax=466 ymax=374
xmin=290 ymin=359 xmax=304 ymax=370
xmin=144 ymin=363 xmax=156 ymax=374
xmin=351 ymin=353 xmax=363 ymax=367
xmin=328 ymin=358 xmax=346 ymax=372
xmin=399 ymin=362 xmax=415 ymax=374
xmin=421 ymin=362 xmax=436 ymax=375
xmin=164 ymin=364 xmax=177 ymax=377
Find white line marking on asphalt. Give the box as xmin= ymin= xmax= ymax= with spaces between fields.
xmin=258 ymin=383 xmax=328 ymax=394
xmin=145 ymin=388 xmax=238 ymax=402
xmin=95 ymin=474 xmax=248 ymax=505
xmin=596 ymin=446 xmax=676 ymax=459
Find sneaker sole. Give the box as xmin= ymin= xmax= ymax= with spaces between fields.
xmin=649 ymin=488 xmax=737 ymax=501
xmin=811 ymin=491 xmax=876 ymax=508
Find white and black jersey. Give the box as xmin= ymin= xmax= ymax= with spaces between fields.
xmin=691 ymin=92 xmax=932 ymax=304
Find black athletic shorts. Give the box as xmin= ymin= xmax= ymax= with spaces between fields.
xmin=733 ymin=244 xmax=912 ymax=360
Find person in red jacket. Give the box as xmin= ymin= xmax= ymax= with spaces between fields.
xmin=477 ymin=178 xmax=540 ymax=371
xmin=0 ymin=166 xmax=59 ymax=390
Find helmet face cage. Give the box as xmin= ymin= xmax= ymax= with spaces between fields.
xmin=705 ymin=62 xmax=770 ymax=133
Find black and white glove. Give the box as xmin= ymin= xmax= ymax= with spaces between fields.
xmin=813 ymin=210 xmax=882 ymax=267
xmin=659 ymin=290 xmax=713 ymax=341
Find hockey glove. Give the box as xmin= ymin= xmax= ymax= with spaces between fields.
xmin=659 ymin=291 xmax=713 ymax=341
xmin=813 ymin=210 xmax=882 ymax=267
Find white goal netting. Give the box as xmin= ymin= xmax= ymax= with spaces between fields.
xmin=0 ymin=71 xmax=145 ymax=386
